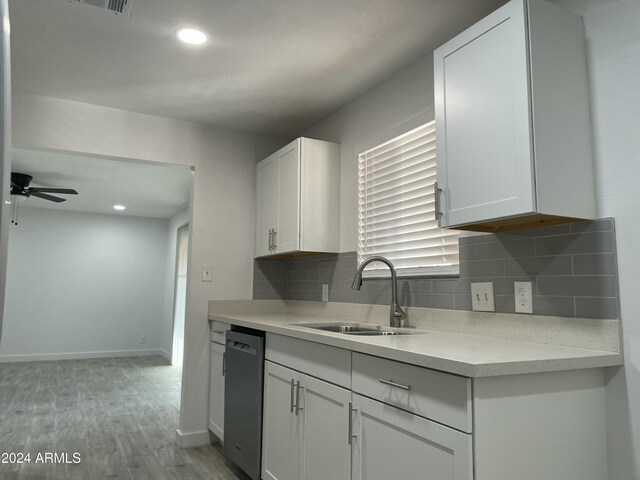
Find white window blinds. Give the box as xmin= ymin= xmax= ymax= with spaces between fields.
xmin=357 ymin=121 xmax=459 ymax=276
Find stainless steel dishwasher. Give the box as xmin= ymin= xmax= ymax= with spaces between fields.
xmin=223 ymin=327 xmax=265 ymax=480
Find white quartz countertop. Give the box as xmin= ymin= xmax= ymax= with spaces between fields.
xmin=208 ymin=310 xmax=623 ymax=378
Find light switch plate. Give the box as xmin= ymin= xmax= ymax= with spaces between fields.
xmin=514 ymin=281 xmax=533 ymax=314
xmin=471 ymin=282 xmax=495 ymax=312
xmin=201 ymin=265 xmax=213 ymax=282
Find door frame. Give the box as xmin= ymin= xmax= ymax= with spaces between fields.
xmin=171 ymin=221 xmax=190 ymax=366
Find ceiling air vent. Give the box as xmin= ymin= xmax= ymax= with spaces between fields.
xmin=69 ymin=0 xmax=133 ymax=16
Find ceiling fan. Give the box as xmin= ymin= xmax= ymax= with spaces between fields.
xmin=10 ymin=172 xmax=78 ymax=203
xmin=9 ymin=172 xmax=79 ymax=225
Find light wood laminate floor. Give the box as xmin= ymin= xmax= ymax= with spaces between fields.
xmin=0 ymin=356 xmax=243 ymax=479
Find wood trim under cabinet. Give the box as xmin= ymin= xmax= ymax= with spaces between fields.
xmin=452 ymin=213 xmax=586 ymax=233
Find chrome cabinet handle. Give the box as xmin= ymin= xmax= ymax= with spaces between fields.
xmin=378 ymin=378 xmax=411 ymax=391
xmin=268 ymin=229 xmax=273 ymax=251
xmin=222 ymin=352 xmax=226 ymax=376
xmin=272 ymin=230 xmax=277 ymax=250
xmin=434 ymin=181 xmax=443 ymax=224
xmin=295 ymin=380 xmax=303 ymax=415
xmin=290 ymin=379 xmax=295 ymax=413
xmin=212 ymin=330 xmax=225 ymax=335
xmin=348 ymin=401 xmax=353 ymax=445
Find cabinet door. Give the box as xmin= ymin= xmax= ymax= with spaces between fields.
xmin=262 ymin=361 xmax=301 ymax=480
xmin=300 ymin=373 xmax=351 ymax=480
xmin=434 ymin=0 xmax=535 ymax=227
xmin=208 ymin=342 xmax=225 ymax=441
xmin=352 ymin=394 xmax=472 ymax=480
xmin=274 ymin=140 xmax=300 ymax=254
xmin=256 ymin=153 xmax=277 ymax=257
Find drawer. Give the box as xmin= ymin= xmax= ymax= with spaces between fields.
xmin=352 ymin=353 xmax=472 ymax=433
xmin=210 ymin=321 xmax=230 ymax=344
xmin=265 ymin=333 xmax=351 ymax=389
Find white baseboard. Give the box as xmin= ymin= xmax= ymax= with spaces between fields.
xmin=175 ymin=429 xmax=211 ymax=448
xmin=159 ymin=349 xmax=172 ymax=362
xmin=0 ymin=348 xmax=171 ymax=363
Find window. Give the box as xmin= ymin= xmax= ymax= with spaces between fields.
xmin=357 ymin=120 xmax=459 ymax=277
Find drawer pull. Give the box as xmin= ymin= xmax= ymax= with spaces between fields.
xmin=212 ymin=330 xmax=225 ymax=335
xmin=378 ymin=379 xmax=411 ymax=391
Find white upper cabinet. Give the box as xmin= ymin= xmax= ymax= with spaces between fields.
xmin=275 ymin=141 xmax=301 ymax=254
xmin=255 ymin=138 xmax=340 ymax=257
xmin=434 ymin=0 xmax=596 ymax=232
xmin=255 ymin=153 xmax=278 ymax=257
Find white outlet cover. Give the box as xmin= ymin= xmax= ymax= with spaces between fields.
xmin=471 ymin=282 xmax=495 ymax=312
xmin=514 ymin=281 xmax=533 ymax=314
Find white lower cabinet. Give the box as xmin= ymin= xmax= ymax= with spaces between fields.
xmin=262 ymin=361 xmax=301 ymax=480
xmin=259 ymin=334 xmax=607 ymax=480
xmin=208 ymin=341 xmax=225 ymax=440
xmin=300 ymin=373 xmax=351 ymax=480
xmin=262 ymin=360 xmax=351 ymax=480
xmin=351 ymin=393 xmax=473 ymax=480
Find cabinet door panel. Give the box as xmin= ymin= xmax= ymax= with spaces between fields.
xmin=352 ymin=394 xmax=472 ymax=480
xmin=256 ymin=154 xmax=277 ymax=257
xmin=208 ymin=342 xmax=225 ymax=441
xmin=275 ymin=140 xmax=300 ymax=254
xmin=262 ymin=361 xmax=301 ymax=480
xmin=435 ymin=0 xmax=535 ymax=227
xmin=300 ymin=374 xmax=351 ymax=480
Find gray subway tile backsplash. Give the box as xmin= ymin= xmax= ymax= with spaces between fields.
xmin=572 ymin=253 xmax=617 ymax=276
xmin=253 ymin=218 xmax=620 ymax=319
xmin=575 ymin=297 xmax=619 ymax=319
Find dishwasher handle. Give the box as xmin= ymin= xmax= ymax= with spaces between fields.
xmin=226 ymin=340 xmax=258 ymax=356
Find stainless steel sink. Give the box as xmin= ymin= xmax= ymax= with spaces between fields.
xmin=293 ymin=322 xmax=415 ymax=336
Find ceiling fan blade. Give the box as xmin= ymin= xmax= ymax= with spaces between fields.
xmin=29 ymin=191 xmax=67 ymax=203
xmin=28 ymin=187 xmax=78 ymax=195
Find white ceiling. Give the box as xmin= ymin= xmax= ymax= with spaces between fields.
xmin=12 ymin=148 xmax=193 ymax=218
xmin=9 ymin=0 xmax=505 ymax=137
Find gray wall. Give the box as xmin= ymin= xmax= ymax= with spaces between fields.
xmin=254 ymin=219 xmax=619 ymax=320
xmin=1 ymin=207 xmax=170 ymax=360
xmin=303 ymin=52 xmax=436 ymax=252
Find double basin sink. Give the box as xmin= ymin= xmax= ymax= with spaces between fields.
xmin=293 ymin=322 xmax=416 ymax=336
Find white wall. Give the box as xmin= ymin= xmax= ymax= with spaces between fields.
xmin=303 ymin=53 xmax=435 ymax=252
xmin=549 ymin=0 xmax=640 ymax=477
xmin=163 ymin=207 xmax=190 ymax=356
xmin=0 ymin=207 xmax=169 ymax=360
xmin=11 ymin=92 xmax=287 ymax=444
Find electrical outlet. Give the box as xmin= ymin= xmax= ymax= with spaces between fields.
xmin=139 ymin=335 xmax=146 ymax=345
xmin=322 ymin=284 xmax=329 ymax=302
xmin=471 ymin=282 xmax=495 ymax=312
xmin=201 ymin=265 xmax=213 ymax=282
xmin=514 ymin=281 xmax=533 ymax=314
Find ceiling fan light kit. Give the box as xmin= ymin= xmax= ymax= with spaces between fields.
xmin=9 ymin=172 xmax=79 ymax=225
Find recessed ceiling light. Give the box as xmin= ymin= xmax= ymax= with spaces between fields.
xmin=113 ymin=205 xmax=126 ymax=211
xmin=176 ymin=27 xmax=208 ymax=46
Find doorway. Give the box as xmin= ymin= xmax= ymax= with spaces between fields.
xmin=172 ymin=223 xmax=189 ymax=367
